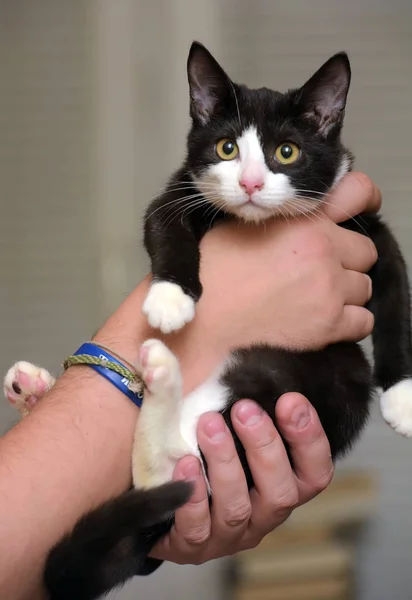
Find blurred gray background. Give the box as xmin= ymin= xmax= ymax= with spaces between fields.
xmin=0 ymin=1 xmax=411 ymax=598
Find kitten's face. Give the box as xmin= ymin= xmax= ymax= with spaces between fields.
xmin=186 ymin=43 xmax=352 ymax=223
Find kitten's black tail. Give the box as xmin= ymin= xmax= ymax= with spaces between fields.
xmin=44 ymin=480 xmax=193 ymax=600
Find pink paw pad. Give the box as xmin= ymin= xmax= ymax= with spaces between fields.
xmin=143 ymin=366 xmax=168 ymax=390
xmin=16 ymin=371 xmax=47 ymax=396
xmin=139 ymin=345 xmax=150 ymax=370
xmin=4 ymin=362 xmax=53 ymax=414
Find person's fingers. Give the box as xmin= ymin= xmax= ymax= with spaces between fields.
xmin=231 ymin=400 xmax=298 ymax=539
xmin=343 ymin=270 xmax=372 ymax=306
xmin=323 ymin=172 xmax=382 ymax=222
xmin=333 ymin=226 xmax=378 ymax=272
xmin=150 ymin=456 xmax=210 ymax=562
xmin=197 ymin=412 xmax=251 ymax=550
xmin=332 ymin=305 xmax=374 ymax=343
xmin=274 ymin=393 xmax=334 ymax=503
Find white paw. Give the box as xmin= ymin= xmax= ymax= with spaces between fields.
xmin=3 ymin=361 xmax=55 ymax=414
xmin=139 ymin=339 xmax=181 ymax=395
xmin=380 ymin=379 xmax=412 ymax=437
xmin=142 ymin=281 xmax=195 ymax=333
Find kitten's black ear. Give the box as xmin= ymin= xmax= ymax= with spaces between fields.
xmin=187 ymin=41 xmax=232 ymax=125
xmin=297 ymin=52 xmax=351 ymax=136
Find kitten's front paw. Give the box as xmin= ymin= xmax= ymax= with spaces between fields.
xmin=142 ymin=281 xmax=195 ymax=334
xmin=3 ymin=361 xmax=55 ymax=415
xmin=139 ymin=339 xmax=181 ymax=395
xmin=380 ymin=379 xmax=412 ymax=437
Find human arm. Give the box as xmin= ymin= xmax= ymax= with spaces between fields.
xmin=0 ymin=172 xmax=380 ymax=599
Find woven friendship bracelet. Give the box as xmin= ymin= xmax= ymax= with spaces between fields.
xmin=63 ymin=342 xmax=144 ymax=408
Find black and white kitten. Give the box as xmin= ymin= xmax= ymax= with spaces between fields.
xmin=4 ymin=42 xmax=412 ymax=600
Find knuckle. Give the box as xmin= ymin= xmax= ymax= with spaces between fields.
xmin=315 ymin=271 xmax=341 ymax=312
xmin=183 ymin=523 xmax=211 ymax=547
xmin=271 ymin=505 xmax=293 ymax=522
xmin=308 ymin=232 xmax=334 ymax=260
xmin=319 ymin=294 xmax=342 ymax=329
xmin=352 ymin=172 xmax=375 ymax=200
xmin=252 ymin=430 xmax=277 ymax=452
xmin=311 ymin=465 xmax=334 ymax=496
xmin=223 ymin=497 xmax=252 ymax=528
xmin=272 ymin=485 xmax=300 ymax=515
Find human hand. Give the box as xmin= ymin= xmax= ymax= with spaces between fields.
xmin=151 ymin=393 xmax=332 ymax=564
xmin=192 ymin=172 xmax=380 ymax=355
xmin=98 ymin=172 xmax=381 ymax=393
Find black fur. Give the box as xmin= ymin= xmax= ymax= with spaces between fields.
xmin=44 ymin=42 xmax=412 ymax=599
xmin=45 ymin=482 xmax=192 ymax=600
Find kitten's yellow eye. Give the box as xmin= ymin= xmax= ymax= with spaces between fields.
xmin=274 ymin=142 xmax=300 ymax=165
xmin=216 ymin=138 xmax=239 ymax=161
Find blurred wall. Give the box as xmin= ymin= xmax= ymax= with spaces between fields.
xmin=1 ymin=1 xmax=412 ymax=599
xmin=0 ymin=0 xmax=97 ymax=414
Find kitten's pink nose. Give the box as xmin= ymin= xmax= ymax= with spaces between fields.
xmin=240 ymin=176 xmax=264 ymax=196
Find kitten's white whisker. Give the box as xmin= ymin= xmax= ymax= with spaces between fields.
xmin=206 ymin=205 xmax=223 ymax=230
xmin=146 ymin=193 xmax=209 ymax=220
xmin=161 ymin=194 xmax=222 ymax=228
xmin=304 ymin=198 xmax=371 ymax=238
xmin=287 ymin=199 xmax=328 ymax=223
xmin=292 ymin=189 xmax=327 ymax=198
xmin=165 ymin=182 xmax=217 ymax=192
xmin=160 ymin=198 xmax=212 ymax=228
xmin=178 ymin=197 xmax=222 ymax=228
xmin=143 ymin=181 xmax=217 ymax=206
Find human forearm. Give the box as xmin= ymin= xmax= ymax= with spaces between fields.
xmin=0 ymin=272 xmax=241 ymax=599
xmin=0 ymin=364 xmax=138 ymax=599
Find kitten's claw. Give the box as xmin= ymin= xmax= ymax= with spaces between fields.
xmin=142 ymin=281 xmax=195 ymax=334
xmin=380 ymin=379 xmax=412 ymax=437
xmin=139 ymin=339 xmax=181 ymax=395
xmin=3 ymin=361 xmax=55 ymax=415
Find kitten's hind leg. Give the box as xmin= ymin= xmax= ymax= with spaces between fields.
xmin=354 ymin=215 xmax=412 ymax=437
xmin=132 ymin=339 xmax=190 ymax=489
xmin=380 ymin=381 xmax=412 ymax=438
xmin=3 ymin=361 xmax=55 ymax=417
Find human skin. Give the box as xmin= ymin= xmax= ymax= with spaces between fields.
xmin=0 ymin=172 xmax=380 ymax=599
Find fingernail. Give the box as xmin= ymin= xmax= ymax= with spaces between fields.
xmin=236 ymin=401 xmax=263 ymax=426
xmin=291 ymin=405 xmax=311 ymax=430
xmin=367 ymin=276 xmax=373 ymax=300
xmin=182 ymin=459 xmax=201 ymax=481
xmin=203 ymin=415 xmax=227 ymax=442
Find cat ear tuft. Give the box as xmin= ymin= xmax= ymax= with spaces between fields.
xmin=187 ymin=41 xmax=232 ymax=125
xmin=297 ymin=52 xmax=351 ymax=137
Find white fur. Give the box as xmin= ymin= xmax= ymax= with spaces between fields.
xmin=132 ymin=339 xmax=184 ymax=488
xmin=332 ymin=153 xmax=351 ymax=188
xmin=132 ymin=339 xmax=228 ymax=492
xmin=178 ymin=369 xmax=229 ymax=456
xmin=142 ymin=280 xmax=195 ymax=334
xmin=380 ymin=379 xmax=412 ymax=437
xmin=4 ymin=361 xmax=55 ymax=416
xmin=195 ymin=126 xmax=306 ymax=223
